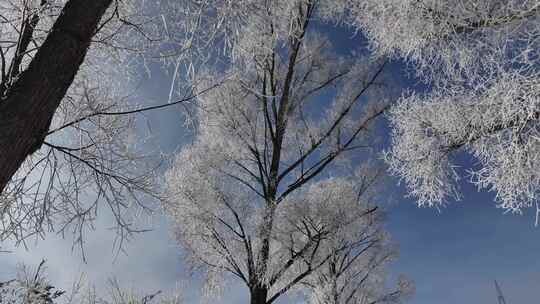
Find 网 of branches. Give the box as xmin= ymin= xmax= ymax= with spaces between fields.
xmin=0 ymin=0 xmax=212 ymax=250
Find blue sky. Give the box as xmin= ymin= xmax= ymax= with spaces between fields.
xmin=386 ymin=181 xmax=540 ymax=304
xmin=1 ymin=15 xmax=539 ymax=304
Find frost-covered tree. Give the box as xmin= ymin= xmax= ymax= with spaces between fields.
xmin=0 ymin=0 xmax=205 ymax=248
xmin=343 ymin=0 xmax=539 ymax=83
xmin=165 ymin=1 xmax=406 ymax=303
xmin=306 ymin=231 xmax=413 ymax=304
xmin=335 ymin=1 xmax=540 ymax=222
xmin=0 ymin=260 xmax=64 ymax=304
xmin=80 ymin=278 xmax=183 ymax=304
xmin=0 ymin=261 xmax=182 ymax=304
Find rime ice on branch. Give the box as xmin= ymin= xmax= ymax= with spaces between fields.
xmin=343 ymin=0 xmax=540 ymax=220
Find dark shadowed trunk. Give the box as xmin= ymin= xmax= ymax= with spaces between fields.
xmin=0 ymin=0 xmax=113 ymax=193
xmin=250 ymin=284 xmax=269 ymax=304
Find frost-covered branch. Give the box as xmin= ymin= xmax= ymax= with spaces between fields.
xmin=335 ymin=0 xmax=540 ymax=220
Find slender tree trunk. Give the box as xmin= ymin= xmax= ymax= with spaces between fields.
xmin=0 ymin=0 xmax=113 ymax=193
xmin=250 ymin=284 xmax=269 ymax=304
xmin=257 ymin=203 xmax=276 ymax=270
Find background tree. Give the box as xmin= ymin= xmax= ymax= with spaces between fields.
xmin=0 ymin=260 xmax=182 ymax=304
xmin=165 ymin=1 xmax=407 ymax=303
xmin=295 ymin=180 xmax=414 ymax=304
xmin=305 ymin=223 xmax=413 ymax=304
xmin=0 ymin=260 xmax=64 ymax=304
xmin=80 ymin=278 xmax=183 ymax=304
xmin=332 ymin=1 xmax=540 ymax=222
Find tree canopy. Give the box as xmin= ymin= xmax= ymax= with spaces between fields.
xmin=164 ymin=1 xmax=410 ymax=303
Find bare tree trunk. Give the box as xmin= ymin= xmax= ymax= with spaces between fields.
xmin=250 ymin=284 xmax=269 ymax=304
xmin=0 ymin=0 xmax=112 ymax=193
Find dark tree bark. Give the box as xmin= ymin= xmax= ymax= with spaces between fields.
xmin=0 ymin=0 xmax=113 ymax=193
xmin=250 ymin=284 xmax=269 ymax=304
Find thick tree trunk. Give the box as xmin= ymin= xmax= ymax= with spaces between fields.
xmin=0 ymin=0 xmax=113 ymax=193
xmin=250 ymin=285 xmax=268 ymax=304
